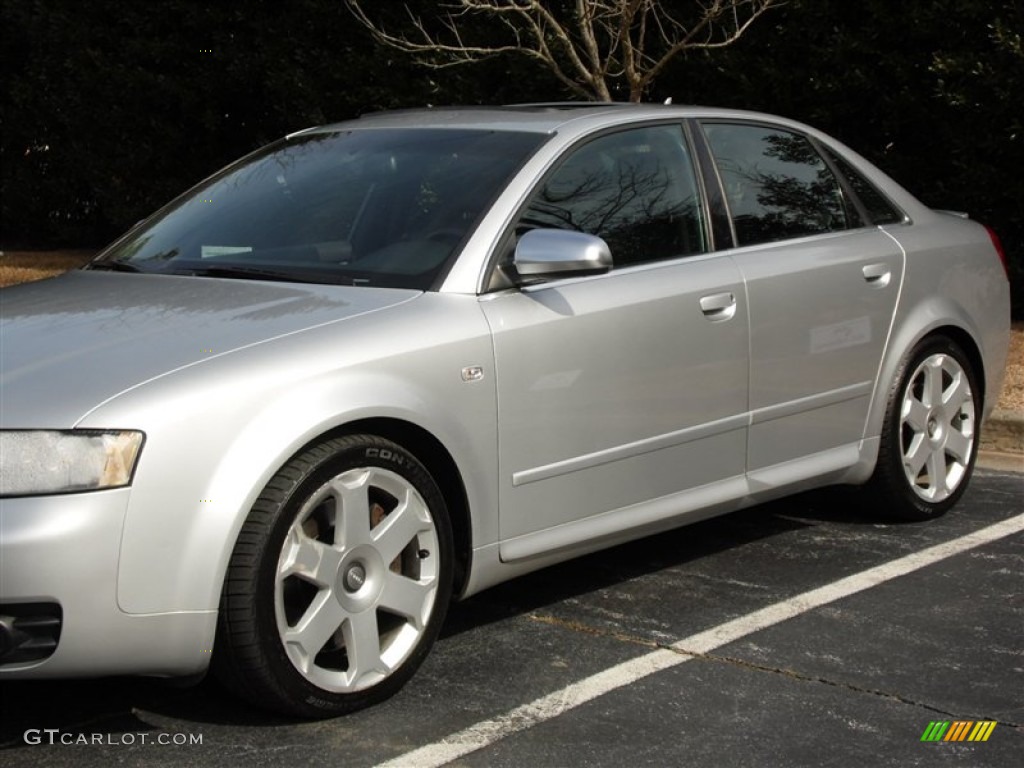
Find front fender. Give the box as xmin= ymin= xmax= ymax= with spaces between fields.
xmin=78 ymin=295 xmax=498 ymax=616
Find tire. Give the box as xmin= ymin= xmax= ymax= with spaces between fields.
xmin=214 ymin=435 xmax=453 ymax=718
xmin=867 ymin=336 xmax=980 ymax=521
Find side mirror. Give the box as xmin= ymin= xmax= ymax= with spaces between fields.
xmin=513 ymin=229 xmax=612 ymax=280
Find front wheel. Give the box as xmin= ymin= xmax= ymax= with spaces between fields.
xmin=214 ymin=435 xmax=453 ymax=718
xmin=867 ymin=336 xmax=980 ymax=521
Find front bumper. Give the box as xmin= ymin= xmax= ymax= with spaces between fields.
xmin=0 ymin=489 xmax=215 ymax=678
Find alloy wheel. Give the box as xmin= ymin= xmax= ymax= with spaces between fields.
xmin=274 ymin=467 xmax=440 ymax=693
xmin=899 ymin=352 xmax=976 ymax=502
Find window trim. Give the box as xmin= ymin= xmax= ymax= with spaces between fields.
xmin=809 ymin=135 xmax=871 ymax=228
xmin=686 ymin=118 xmax=737 ymax=250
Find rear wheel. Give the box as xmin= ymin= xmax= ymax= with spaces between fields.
xmin=868 ymin=336 xmax=980 ymax=521
xmin=214 ymin=435 xmax=453 ymax=717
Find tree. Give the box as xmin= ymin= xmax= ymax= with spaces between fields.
xmin=345 ymin=0 xmax=780 ymax=102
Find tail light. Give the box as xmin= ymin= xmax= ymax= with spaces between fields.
xmin=984 ymin=225 xmax=1010 ymax=281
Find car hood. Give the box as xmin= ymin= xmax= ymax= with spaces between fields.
xmin=0 ymin=271 xmax=420 ymax=427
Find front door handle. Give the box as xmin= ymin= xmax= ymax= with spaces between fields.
xmin=862 ymin=263 xmax=891 ymax=288
xmin=699 ymin=292 xmax=737 ymax=321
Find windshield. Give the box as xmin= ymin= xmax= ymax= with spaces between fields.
xmin=91 ymin=128 xmax=546 ymax=289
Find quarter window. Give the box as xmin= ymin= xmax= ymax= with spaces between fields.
xmin=519 ymin=125 xmax=707 ymax=266
xmin=702 ymin=123 xmax=849 ymax=246
xmin=823 ymin=147 xmax=905 ymax=225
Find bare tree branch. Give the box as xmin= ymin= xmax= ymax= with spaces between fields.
xmin=345 ymin=0 xmax=782 ymax=102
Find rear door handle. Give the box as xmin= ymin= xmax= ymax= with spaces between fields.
xmin=699 ymin=292 xmax=737 ymax=321
xmin=862 ymin=263 xmax=891 ymax=287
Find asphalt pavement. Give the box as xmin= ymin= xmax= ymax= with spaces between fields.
xmin=1 ymin=469 xmax=1021 ymax=767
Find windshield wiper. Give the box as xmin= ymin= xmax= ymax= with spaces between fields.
xmin=177 ymin=265 xmax=354 ymax=286
xmin=87 ymin=261 xmax=145 ymax=273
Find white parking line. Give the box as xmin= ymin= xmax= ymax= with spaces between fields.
xmin=376 ymin=513 xmax=1024 ymax=768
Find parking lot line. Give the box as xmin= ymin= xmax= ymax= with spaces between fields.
xmin=376 ymin=512 xmax=1024 ymax=768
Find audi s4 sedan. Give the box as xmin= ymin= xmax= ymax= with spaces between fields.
xmin=0 ymin=103 xmax=1010 ymax=717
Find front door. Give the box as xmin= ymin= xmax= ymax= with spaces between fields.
xmin=480 ymin=124 xmax=750 ymax=561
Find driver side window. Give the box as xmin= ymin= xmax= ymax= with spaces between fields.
xmin=519 ymin=125 xmax=708 ymax=267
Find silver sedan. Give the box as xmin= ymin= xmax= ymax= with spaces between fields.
xmin=0 ymin=104 xmax=1010 ymax=717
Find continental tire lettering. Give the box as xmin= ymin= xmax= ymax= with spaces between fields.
xmin=365 ymin=448 xmax=405 ymax=465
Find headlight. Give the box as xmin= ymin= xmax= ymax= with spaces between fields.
xmin=0 ymin=430 xmax=144 ymax=497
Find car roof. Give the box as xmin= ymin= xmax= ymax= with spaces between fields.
xmin=292 ymin=103 xmax=786 ymax=138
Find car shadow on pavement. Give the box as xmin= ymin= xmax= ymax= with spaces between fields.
xmin=440 ymin=485 xmax=882 ymax=639
xmin=0 ymin=487 xmax=883 ymax=739
xmin=0 ymin=675 xmax=298 ymax=747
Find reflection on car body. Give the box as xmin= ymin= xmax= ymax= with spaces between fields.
xmin=0 ymin=103 xmax=1010 ymax=718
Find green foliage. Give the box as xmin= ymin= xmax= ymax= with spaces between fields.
xmin=659 ymin=0 xmax=1024 ymax=316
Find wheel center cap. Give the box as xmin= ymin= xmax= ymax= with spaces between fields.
xmin=344 ymin=563 xmax=367 ymax=592
xmin=334 ymin=545 xmax=385 ymax=610
xmin=926 ymin=411 xmax=946 ymax=444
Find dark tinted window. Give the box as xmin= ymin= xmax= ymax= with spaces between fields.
xmin=703 ymin=123 xmax=848 ymax=246
xmin=824 ymin=147 xmax=905 ymax=225
xmin=519 ymin=125 xmax=706 ymax=266
xmin=92 ymin=129 xmax=545 ymax=290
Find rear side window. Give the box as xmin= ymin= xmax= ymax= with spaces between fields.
xmin=702 ymin=123 xmax=849 ymax=246
xmin=519 ymin=125 xmax=707 ymax=266
xmin=823 ymin=147 xmax=905 ymax=225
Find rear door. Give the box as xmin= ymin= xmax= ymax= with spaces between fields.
xmin=480 ymin=124 xmax=750 ymax=561
xmin=698 ymin=121 xmax=904 ymax=474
